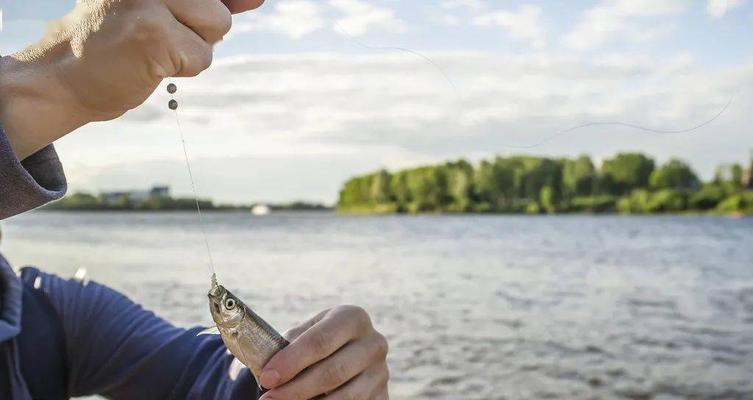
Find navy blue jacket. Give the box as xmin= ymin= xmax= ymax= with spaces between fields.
xmin=0 ymin=125 xmax=261 ymax=399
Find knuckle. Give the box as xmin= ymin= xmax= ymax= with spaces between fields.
xmin=342 ymin=305 xmax=371 ymax=328
xmin=182 ymin=50 xmax=212 ymax=77
xmin=193 ymin=4 xmax=232 ymax=42
xmin=343 ymin=304 xmax=367 ymax=317
xmin=381 ymin=363 xmax=391 ymax=386
xmin=374 ymin=333 xmax=389 ymax=360
xmin=199 ymin=46 xmax=213 ymax=70
xmin=217 ymin=7 xmax=233 ymax=36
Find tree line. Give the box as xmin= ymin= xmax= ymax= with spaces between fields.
xmin=44 ymin=193 xmax=331 ymax=212
xmin=44 ymin=193 xmax=219 ymax=211
xmin=337 ymin=153 xmax=753 ymax=214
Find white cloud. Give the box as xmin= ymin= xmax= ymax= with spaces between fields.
xmin=59 ymin=51 xmax=751 ymax=202
xmin=607 ymin=0 xmax=689 ymax=16
xmin=441 ymin=0 xmax=486 ymax=11
xmin=330 ymin=0 xmax=405 ymax=36
xmin=233 ymin=0 xmax=325 ymax=40
xmin=474 ymin=5 xmax=547 ymax=49
xmin=706 ymin=0 xmax=746 ymax=18
xmin=565 ymin=0 xmax=689 ymax=50
xmin=435 ymin=0 xmax=487 ymax=26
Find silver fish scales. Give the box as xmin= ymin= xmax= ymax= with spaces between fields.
xmin=204 ymin=274 xmax=289 ymax=384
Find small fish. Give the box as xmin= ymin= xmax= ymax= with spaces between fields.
xmin=202 ymin=274 xmax=289 ymax=384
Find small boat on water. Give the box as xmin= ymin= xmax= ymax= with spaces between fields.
xmin=251 ymin=204 xmax=271 ymax=216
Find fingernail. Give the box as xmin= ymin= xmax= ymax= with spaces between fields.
xmin=260 ymin=369 xmax=280 ymax=388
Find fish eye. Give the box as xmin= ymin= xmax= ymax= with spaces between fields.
xmin=224 ymin=298 xmax=236 ymax=310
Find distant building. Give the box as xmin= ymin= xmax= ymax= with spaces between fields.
xmin=101 ymin=185 xmax=171 ymax=204
xmin=150 ymin=186 xmax=170 ymax=198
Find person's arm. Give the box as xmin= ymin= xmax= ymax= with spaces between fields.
xmin=19 ymin=267 xmax=262 ymax=399
xmin=0 ymin=126 xmax=67 ymax=219
xmin=18 ymin=266 xmax=391 ymax=400
xmin=0 ymin=0 xmax=264 ymax=219
xmin=0 ymin=0 xmax=264 ymax=160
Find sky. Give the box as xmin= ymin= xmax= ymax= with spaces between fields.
xmin=1 ymin=0 xmax=753 ymax=204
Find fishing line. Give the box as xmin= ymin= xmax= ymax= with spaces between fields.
xmin=500 ymin=95 xmax=737 ymax=149
xmin=334 ymin=22 xmax=460 ymax=98
xmin=333 ymin=24 xmax=737 ymax=148
xmin=170 ymin=85 xmax=217 ymax=277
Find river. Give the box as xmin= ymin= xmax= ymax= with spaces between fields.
xmin=1 ymin=212 xmax=752 ymax=399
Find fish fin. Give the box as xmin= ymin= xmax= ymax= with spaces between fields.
xmin=198 ymin=326 xmax=221 ymax=336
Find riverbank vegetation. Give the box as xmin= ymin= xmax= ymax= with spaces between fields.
xmin=44 ymin=194 xmax=331 ymax=212
xmin=337 ymin=153 xmax=753 ymax=215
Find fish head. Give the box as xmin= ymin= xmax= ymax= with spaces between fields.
xmin=208 ymin=284 xmax=244 ymax=328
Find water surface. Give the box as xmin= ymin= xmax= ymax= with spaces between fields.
xmin=2 ymin=212 xmax=752 ymax=399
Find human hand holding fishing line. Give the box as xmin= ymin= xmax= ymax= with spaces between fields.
xmin=1 ymin=0 xmax=393 ymax=398
xmin=0 ymin=0 xmax=263 ymax=160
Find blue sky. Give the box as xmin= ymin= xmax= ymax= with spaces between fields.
xmin=1 ymin=0 xmax=753 ymax=203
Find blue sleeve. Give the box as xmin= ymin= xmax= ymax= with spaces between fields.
xmin=19 ymin=267 xmax=261 ymax=400
xmin=0 ymin=124 xmax=67 ymax=220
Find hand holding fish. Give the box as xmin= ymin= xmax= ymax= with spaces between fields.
xmin=0 ymin=0 xmax=264 ymax=160
xmin=259 ymin=306 xmax=390 ymax=400
xmin=207 ymin=280 xmax=390 ymax=399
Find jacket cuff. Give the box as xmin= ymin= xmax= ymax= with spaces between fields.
xmin=0 ymin=123 xmax=67 ymax=219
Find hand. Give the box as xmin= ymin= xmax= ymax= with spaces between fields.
xmin=259 ymin=306 xmax=390 ymax=400
xmin=0 ymin=0 xmax=264 ymax=159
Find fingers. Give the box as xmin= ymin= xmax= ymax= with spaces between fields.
xmin=222 ymin=0 xmax=265 ymax=14
xmin=260 ymin=334 xmax=388 ymax=400
xmin=154 ymin=0 xmax=262 ymax=79
xmin=322 ymin=363 xmax=390 ymax=400
xmin=164 ymin=0 xmax=232 ymax=43
xmin=164 ymin=21 xmax=213 ymax=77
xmin=262 ymin=306 xmax=371 ymax=389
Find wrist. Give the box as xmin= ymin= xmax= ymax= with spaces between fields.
xmin=0 ymin=55 xmax=92 ymax=160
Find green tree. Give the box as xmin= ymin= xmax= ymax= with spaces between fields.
xmin=391 ymin=171 xmax=411 ymax=208
xmin=649 ymin=159 xmax=700 ymax=190
xmin=405 ymin=167 xmax=448 ymax=212
xmin=338 ymin=174 xmax=374 ymax=209
xmin=617 ymin=189 xmax=651 ymax=213
xmin=647 ymin=190 xmax=687 ymax=213
xmin=445 ymin=160 xmax=474 ymax=212
xmin=563 ymin=155 xmax=596 ymax=198
xmin=474 ymin=159 xmax=515 ymax=211
xmin=539 ymin=186 xmax=557 ymax=213
xmin=601 ymin=153 xmax=655 ymax=195
xmin=510 ymin=156 xmax=562 ymax=202
xmin=370 ymin=170 xmax=393 ymax=204
xmin=689 ymin=184 xmax=726 ymax=210
xmin=336 ymin=151 xmax=751 ymax=216
xmin=732 ymin=164 xmax=744 ymax=187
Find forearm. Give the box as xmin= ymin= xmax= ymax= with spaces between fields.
xmin=0 ymin=55 xmax=91 ymax=160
